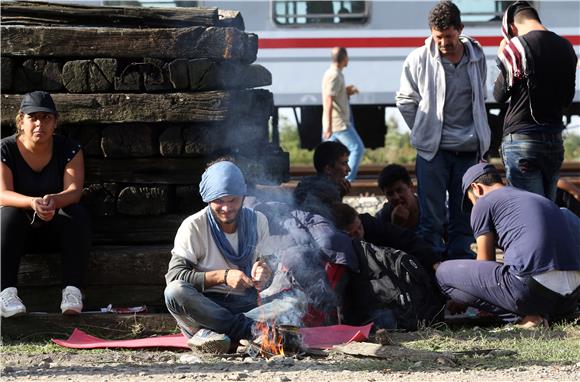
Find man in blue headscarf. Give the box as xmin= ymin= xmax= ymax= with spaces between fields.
xmin=164 ymin=160 xmax=272 ymax=354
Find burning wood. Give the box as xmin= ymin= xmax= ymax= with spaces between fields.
xmin=245 ymin=322 xmax=303 ymax=359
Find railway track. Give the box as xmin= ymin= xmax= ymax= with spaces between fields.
xmin=286 ymin=162 xmax=580 ymax=194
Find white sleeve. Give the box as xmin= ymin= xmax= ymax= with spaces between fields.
xmin=171 ymin=215 xmax=202 ymax=265
xmin=395 ymin=54 xmax=421 ymax=130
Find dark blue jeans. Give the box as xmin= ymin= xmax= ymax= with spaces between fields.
xmin=415 ymin=151 xmax=476 ymax=259
xmin=436 ymin=260 xmax=579 ymax=320
xmin=164 ymin=280 xmax=258 ymax=341
xmin=501 ymin=132 xmax=564 ymax=201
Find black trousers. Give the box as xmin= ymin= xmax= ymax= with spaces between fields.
xmin=1 ymin=204 xmax=91 ymax=290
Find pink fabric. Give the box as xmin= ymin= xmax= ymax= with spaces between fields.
xmin=52 ymin=328 xmax=189 ymax=349
xmin=300 ymin=323 xmax=373 ymax=349
xmin=53 ymin=324 xmax=373 ymax=350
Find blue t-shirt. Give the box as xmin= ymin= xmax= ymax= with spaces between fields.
xmin=471 ymin=186 xmax=580 ymax=276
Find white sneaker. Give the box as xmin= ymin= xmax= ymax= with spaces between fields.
xmin=187 ymin=329 xmax=231 ymax=354
xmin=1 ymin=287 xmax=26 ymax=318
xmin=60 ymin=286 xmax=83 ymax=315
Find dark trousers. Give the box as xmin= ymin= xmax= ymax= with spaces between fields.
xmin=1 ymin=205 xmax=91 ymax=290
xmin=436 ymin=260 xmax=580 ymax=321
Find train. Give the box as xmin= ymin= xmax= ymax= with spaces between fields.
xmin=60 ymin=1 xmax=580 ymax=149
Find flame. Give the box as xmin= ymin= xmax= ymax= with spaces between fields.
xmin=256 ymin=321 xmax=284 ymax=357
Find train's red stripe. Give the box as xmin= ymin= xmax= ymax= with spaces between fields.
xmin=258 ymin=35 xmax=580 ymax=49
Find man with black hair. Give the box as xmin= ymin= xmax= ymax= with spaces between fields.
xmin=436 ymin=163 xmax=580 ymax=328
xmin=494 ymin=1 xmax=577 ymax=201
xmin=396 ymin=1 xmax=490 ymax=259
xmin=322 ymin=47 xmax=365 ymax=182
xmin=311 ymin=140 xmax=352 ymax=198
xmin=375 ymin=164 xmax=420 ymax=231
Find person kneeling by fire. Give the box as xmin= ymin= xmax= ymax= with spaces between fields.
xmin=164 ymin=160 xmax=273 ymax=354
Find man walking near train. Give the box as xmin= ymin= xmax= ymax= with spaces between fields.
xmin=396 ymin=1 xmax=490 ymax=259
xmin=322 ymin=46 xmax=365 ymax=182
xmin=494 ymin=1 xmax=577 ymax=201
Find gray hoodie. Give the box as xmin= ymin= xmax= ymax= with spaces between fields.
xmin=396 ymin=36 xmax=490 ymax=161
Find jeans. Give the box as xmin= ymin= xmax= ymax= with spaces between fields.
xmin=1 ymin=205 xmax=91 ymax=290
xmin=328 ymin=122 xmax=365 ymax=181
xmin=164 ymin=280 xmax=258 ymax=341
xmin=501 ymin=133 xmax=564 ymax=201
xmin=436 ymin=260 xmax=580 ymax=320
xmin=415 ymin=151 xmax=476 ymax=259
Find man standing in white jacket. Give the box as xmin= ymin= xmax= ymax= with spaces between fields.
xmin=396 ymin=1 xmax=490 ymax=260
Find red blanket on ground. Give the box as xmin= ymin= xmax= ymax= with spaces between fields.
xmin=52 ymin=323 xmax=373 ymax=350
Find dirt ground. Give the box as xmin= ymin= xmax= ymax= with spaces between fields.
xmin=2 ymin=347 xmax=579 ymax=382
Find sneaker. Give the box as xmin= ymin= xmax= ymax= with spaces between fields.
xmin=1 ymin=287 xmax=26 ymax=318
xmin=187 ymin=329 xmax=231 ymax=354
xmin=60 ymin=286 xmax=83 ymax=315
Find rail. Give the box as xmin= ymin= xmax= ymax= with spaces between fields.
xmin=285 ymin=162 xmax=580 ymax=194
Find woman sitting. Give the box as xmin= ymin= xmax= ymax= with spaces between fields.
xmin=0 ymin=91 xmax=91 ymax=317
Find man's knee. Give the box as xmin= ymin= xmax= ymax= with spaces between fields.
xmin=164 ymin=280 xmax=195 ymax=304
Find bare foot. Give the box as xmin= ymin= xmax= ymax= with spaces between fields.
xmin=516 ymin=315 xmax=548 ymax=329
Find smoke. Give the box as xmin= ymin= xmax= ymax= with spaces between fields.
xmin=249 ymin=199 xmax=344 ymax=328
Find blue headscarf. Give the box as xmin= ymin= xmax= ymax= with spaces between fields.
xmin=199 ymin=161 xmax=257 ymax=276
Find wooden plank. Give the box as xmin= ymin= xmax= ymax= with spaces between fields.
xmin=17 ymin=245 xmax=171 ymax=287
xmin=1 ymin=57 xmax=14 ymax=91
xmin=84 ymin=150 xmax=290 ymax=185
xmin=1 ymin=313 xmax=178 ymax=341
xmin=62 ymin=59 xmax=116 ymax=93
xmin=101 ymin=124 xmax=159 ymax=158
xmin=13 ymin=59 xmax=64 ymax=93
xmin=1 ymin=1 xmax=219 ymax=28
xmin=0 ymin=90 xmax=273 ymax=125
xmin=1 ymin=25 xmax=257 ymax=62
xmin=90 ymin=214 xmax=189 ymax=244
xmin=116 ymin=186 xmax=169 ymax=216
xmin=217 ymin=9 xmax=245 ymax=30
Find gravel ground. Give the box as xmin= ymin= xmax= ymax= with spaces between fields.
xmin=2 ymin=348 xmax=579 ymax=382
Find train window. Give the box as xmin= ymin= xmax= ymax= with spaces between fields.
xmin=455 ymin=0 xmax=514 ymax=22
xmin=273 ymin=1 xmax=368 ymax=26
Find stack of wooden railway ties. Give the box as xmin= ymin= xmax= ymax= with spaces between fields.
xmin=0 ymin=1 xmax=289 ymax=321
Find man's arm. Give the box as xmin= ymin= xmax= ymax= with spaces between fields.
xmin=165 ymin=254 xmax=207 ymax=291
xmin=493 ymin=40 xmax=510 ymax=103
xmin=165 ymin=254 xmax=254 ymax=290
xmin=395 ymin=57 xmax=420 ymax=130
xmin=475 ymin=232 xmax=496 ymax=261
xmin=323 ymin=93 xmax=334 ymax=140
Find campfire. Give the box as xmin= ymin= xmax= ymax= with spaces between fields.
xmin=247 ymin=322 xmax=303 ymax=358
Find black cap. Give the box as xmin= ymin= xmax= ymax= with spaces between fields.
xmin=461 ymin=163 xmax=501 ymax=213
xmin=19 ymin=91 xmax=58 ymax=115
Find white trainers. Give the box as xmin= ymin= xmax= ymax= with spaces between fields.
xmin=60 ymin=286 xmax=83 ymax=315
xmin=187 ymin=329 xmax=231 ymax=354
xmin=1 ymin=287 xmax=26 ymax=318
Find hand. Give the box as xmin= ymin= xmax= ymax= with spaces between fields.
xmin=338 ymin=178 xmax=352 ymax=196
xmin=251 ymin=260 xmax=272 ymax=290
xmin=390 ymin=204 xmax=410 ymax=225
xmin=224 ymin=269 xmax=255 ymax=289
xmin=346 ymin=85 xmax=359 ymax=96
xmin=31 ymin=195 xmax=56 ymax=222
xmin=322 ymin=128 xmax=332 ymax=140
xmin=446 ymin=300 xmax=468 ymax=315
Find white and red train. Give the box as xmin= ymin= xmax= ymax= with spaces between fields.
xmin=90 ymin=1 xmax=580 ymax=145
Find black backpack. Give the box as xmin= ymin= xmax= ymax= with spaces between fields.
xmin=345 ymin=240 xmax=445 ymax=331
